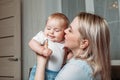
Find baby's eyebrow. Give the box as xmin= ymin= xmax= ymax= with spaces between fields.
xmin=54 ymin=28 xmax=60 ymax=29
xmin=47 ymin=26 xmax=51 ymax=28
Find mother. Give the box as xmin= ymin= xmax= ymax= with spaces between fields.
xmin=35 ymin=12 xmax=111 ymax=80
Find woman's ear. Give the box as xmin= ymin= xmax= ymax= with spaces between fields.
xmin=80 ymin=39 xmax=89 ymax=50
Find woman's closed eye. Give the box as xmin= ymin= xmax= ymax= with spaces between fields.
xmin=68 ymin=27 xmax=72 ymax=33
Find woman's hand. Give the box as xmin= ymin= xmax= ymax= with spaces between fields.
xmin=35 ymin=40 xmax=52 ymax=80
xmin=37 ymin=39 xmax=52 ymax=64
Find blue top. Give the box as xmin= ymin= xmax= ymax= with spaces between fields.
xmin=55 ymin=58 xmax=100 ymax=80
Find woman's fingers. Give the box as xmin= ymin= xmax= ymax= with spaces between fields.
xmin=44 ymin=39 xmax=48 ymax=49
xmin=43 ymin=39 xmax=52 ymax=57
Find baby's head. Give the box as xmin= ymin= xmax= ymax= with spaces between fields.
xmin=44 ymin=12 xmax=69 ymax=42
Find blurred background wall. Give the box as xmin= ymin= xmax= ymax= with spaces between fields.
xmin=22 ymin=0 xmax=120 ymax=79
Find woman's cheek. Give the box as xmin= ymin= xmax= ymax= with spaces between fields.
xmin=64 ymin=38 xmax=72 ymax=48
xmin=64 ymin=38 xmax=69 ymax=47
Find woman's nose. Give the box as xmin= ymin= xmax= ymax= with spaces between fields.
xmin=64 ymin=28 xmax=68 ymax=33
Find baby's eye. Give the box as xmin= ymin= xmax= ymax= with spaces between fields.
xmin=55 ymin=30 xmax=60 ymax=32
xmin=47 ymin=27 xmax=51 ymax=30
xmin=55 ymin=29 xmax=61 ymax=32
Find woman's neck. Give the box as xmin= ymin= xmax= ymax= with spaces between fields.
xmin=71 ymin=48 xmax=83 ymax=56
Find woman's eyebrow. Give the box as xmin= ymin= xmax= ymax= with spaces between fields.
xmin=69 ymin=26 xmax=72 ymax=30
xmin=68 ymin=25 xmax=71 ymax=28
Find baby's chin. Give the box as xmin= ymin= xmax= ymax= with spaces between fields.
xmin=50 ymin=39 xmax=64 ymax=43
xmin=48 ymin=38 xmax=57 ymax=42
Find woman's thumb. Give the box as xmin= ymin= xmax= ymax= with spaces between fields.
xmin=44 ymin=39 xmax=48 ymax=48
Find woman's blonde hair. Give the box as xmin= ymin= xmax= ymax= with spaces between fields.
xmin=76 ymin=12 xmax=111 ymax=80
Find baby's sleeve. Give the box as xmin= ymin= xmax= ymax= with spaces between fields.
xmin=33 ymin=31 xmax=45 ymax=44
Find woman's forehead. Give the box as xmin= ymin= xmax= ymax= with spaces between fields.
xmin=70 ymin=17 xmax=79 ymax=29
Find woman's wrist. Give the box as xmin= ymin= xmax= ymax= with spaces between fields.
xmin=35 ymin=55 xmax=47 ymax=80
xmin=37 ymin=55 xmax=48 ymax=65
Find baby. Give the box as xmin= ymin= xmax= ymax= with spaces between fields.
xmin=29 ymin=12 xmax=72 ymax=80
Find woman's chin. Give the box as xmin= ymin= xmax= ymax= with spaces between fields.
xmin=64 ymin=43 xmax=69 ymax=48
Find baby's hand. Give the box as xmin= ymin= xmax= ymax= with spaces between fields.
xmin=41 ymin=39 xmax=52 ymax=57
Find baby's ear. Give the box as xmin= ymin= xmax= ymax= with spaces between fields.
xmin=80 ymin=39 xmax=89 ymax=50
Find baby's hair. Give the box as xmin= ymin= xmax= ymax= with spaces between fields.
xmin=46 ymin=12 xmax=69 ymax=28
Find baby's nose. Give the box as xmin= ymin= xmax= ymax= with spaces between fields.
xmin=50 ymin=29 xmax=54 ymax=34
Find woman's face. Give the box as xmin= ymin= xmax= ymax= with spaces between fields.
xmin=64 ymin=17 xmax=82 ymax=50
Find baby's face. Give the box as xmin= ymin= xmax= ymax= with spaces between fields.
xmin=44 ymin=19 xmax=66 ymax=42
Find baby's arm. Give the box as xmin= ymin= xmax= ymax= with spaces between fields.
xmin=28 ymin=39 xmax=48 ymax=56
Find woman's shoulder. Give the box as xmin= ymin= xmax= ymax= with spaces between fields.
xmin=55 ymin=58 xmax=94 ymax=80
xmin=68 ymin=58 xmax=101 ymax=80
xmin=68 ymin=58 xmax=93 ymax=74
